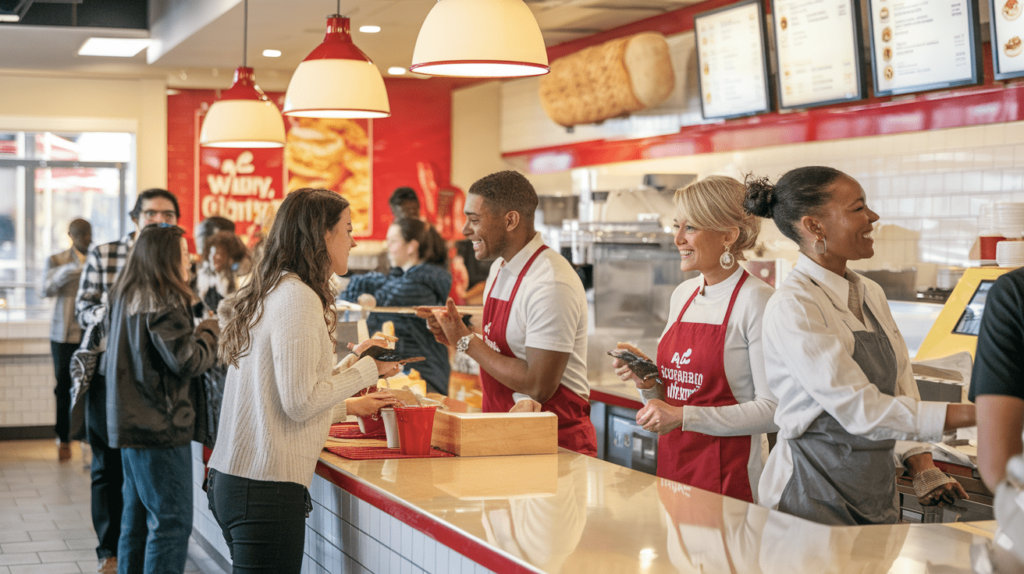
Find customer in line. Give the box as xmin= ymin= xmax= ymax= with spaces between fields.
xmin=195 ymin=230 xmax=248 ymax=317
xmin=341 ymin=218 xmax=453 ymax=395
xmin=104 ymin=224 xmax=219 ymax=574
xmin=75 ymin=188 xmax=181 ymax=573
xmin=609 ymin=176 xmax=777 ymax=503
xmin=746 ymin=166 xmax=976 ymax=525
xmin=425 ymin=171 xmax=597 ymax=455
xmin=207 ymin=188 xmax=402 ymax=574
xmin=969 ymin=267 xmax=1024 ymax=491
xmin=43 ymin=218 xmax=91 ymax=461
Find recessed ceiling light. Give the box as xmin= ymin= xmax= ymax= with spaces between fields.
xmin=388 ymin=67 xmax=407 ymax=75
xmin=359 ymin=25 xmax=381 ymax=33
xmin=78 ymin=38 xmax=151 ymax=57
xmin=263 ymin=49 xmax=282 ymax=58
xmin=0 ymin=11 xmax=19 ymax=23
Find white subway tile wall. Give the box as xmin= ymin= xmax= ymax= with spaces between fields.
xmin=584 ymin=121 xmax=1024 ymax=269
xmin=0 ymin=355 xmax=57 ymax=428
xmin=190 ymin=443 xmax=498 ymax=574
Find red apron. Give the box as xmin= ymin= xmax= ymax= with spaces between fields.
xmin=656 ymin=271 xmax=753 ymax=502
xmin=481 ymin=245 xmax=598 ymax=456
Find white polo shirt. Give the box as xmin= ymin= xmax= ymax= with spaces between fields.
xmin=482 ymin=233 xmax=590 ymax=401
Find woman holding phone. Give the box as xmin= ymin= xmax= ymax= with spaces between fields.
xmin=611 ymin=176 xmax=778 ymax=503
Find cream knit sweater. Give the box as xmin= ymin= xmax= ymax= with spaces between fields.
xmin=208 ymin=274 xmax=378 ymax=487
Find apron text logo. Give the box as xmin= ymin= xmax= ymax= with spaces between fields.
xmin=662 ymin=366 xmax=704 ymax=401
xmin=670 ymin=348 xmax=693 ymax=367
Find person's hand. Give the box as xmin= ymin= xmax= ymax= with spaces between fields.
xmin=431 ymin=298 xmax=473 ymax=349
xmin=611 ymin=344 xmax=656 ymax=390
xmin=636 ymin=399 xmax=683 ymax=435
xmin=347 ymin=339 xmax=401 ymax=377
xmin=921 ymin=470 xmax=966 ymax=505
xmin=357 ymin=293 xmax=377 ymax=309
xmin=345 ymin=391 xmax=403 ymax=418
xmin=509 ymin=399 xmax=542 ymax=413
xmin=415 ymin=306 xmax=450 ymax=346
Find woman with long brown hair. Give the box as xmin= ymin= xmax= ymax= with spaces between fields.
xmin=207 ymin=188 xmax=401 ymax=573
xmin=104 ymin=224 xmax=220 ymax=574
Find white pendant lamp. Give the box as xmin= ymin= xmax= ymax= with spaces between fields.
xmin=199 ymin=0 xmax=285 ymax=148
xmin=410 ymin=0 xmax=549 ymax=78
xmin=282 ymin=10 xmax=390 ymax=119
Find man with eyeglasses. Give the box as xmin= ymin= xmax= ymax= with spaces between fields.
xmin=74 ymin=188 xmax=180 ymax=573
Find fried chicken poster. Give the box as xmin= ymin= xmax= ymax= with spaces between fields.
xmin=285 ymin=118 xmax=372 ymax=236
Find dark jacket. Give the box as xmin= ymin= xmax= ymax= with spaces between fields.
xmin=341 ymin=263 xmax=452 ymax=394
xmin=104 ymin=294 xmax=219 ymax=449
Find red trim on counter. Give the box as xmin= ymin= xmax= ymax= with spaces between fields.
xmin=589 ymin=389 xmax=644 ymax=411
xmin=314 ymin=461 xmax=538 ymax=574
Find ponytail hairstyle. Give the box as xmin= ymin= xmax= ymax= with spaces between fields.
xmin=109 ymin=224 xmax=192 ymax=314
xmin=674 ymin=176 xmax=760 ymax=258
xmin=219 ymin=188 xmax=350 ymax=367
xmin=395 ymin=218 xmax=448 ymax=266
xmin=743 ymin=167 xmax=844 ymax=245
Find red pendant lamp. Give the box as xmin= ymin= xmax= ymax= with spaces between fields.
xmin=199 ymin=0 xmax=286 ymax=148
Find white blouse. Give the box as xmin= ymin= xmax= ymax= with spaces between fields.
xmin=758 ymin=254 xmax=948 ymax=510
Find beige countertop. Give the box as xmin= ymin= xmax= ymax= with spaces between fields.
xmin=317 ymin=446 xmax=995 ymax=573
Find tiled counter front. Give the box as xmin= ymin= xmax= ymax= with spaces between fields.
xmin=0 ymin=321 xmax=58 ymax=431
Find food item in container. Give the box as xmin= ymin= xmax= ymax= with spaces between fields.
xmin=1005 ymin=0 xmax=1021 ymax=20
xmin=1007 ymin=36 xmax=1023 ymax=57
xmin=538 ymin=32 xmax=675 ymax=127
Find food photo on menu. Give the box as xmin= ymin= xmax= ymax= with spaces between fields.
xmin=994 ymin=0 xmax=1024 ymax=77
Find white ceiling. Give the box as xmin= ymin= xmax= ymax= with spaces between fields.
xmin=0 ymin=0 xmax=700 ymax=92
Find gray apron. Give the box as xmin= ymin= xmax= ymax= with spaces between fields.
xmin=778 ymin=304 xmax=900 ymax=526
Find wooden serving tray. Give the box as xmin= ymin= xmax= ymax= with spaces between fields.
xmin=430 ymin=410 xmax=558 ymax=457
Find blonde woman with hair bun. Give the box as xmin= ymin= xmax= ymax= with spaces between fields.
xmin=610 ymin=175 xmax=779 ymax=503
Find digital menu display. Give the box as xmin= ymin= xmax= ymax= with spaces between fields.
xmin=772 ymin=0 xmax=864 ymax=109
xmin=991 ymin=0 xmax=1024 ymax=80
xmin=867 ymin=0 xmax=981 ymax=97
xmin=694 ymin=0 xmax=773 ymax=120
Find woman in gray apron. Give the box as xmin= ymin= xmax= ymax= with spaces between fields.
xmin=742 ymin=167 xmax=977 ymax=525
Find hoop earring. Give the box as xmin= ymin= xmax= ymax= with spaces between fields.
xmin=812 ymin=237 xmax=827 ymax=255
xmin=720 ymin=245 xmax=736 ymax=269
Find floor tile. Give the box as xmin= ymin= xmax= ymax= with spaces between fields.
xmin=8 ymin=564 xmax=81 ymax=574
xmin=0 ymin=554 xmax=40 ymax=567
xmin=1 ymin=540 xmax=68 ymax=553
xmin=36 ymin=550 xmax=95 ymax=564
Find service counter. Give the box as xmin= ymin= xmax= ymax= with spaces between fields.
xmin=297 ymin=447 xmax=994 ymax=574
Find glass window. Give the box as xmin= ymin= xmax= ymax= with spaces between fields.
xmin=0 ymin=131 xmax=132 ymax=322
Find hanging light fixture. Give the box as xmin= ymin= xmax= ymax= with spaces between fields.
xmin=410 ymin=0 xmax=548 ymax=78
xmin=282 ymin=2 xmax=390 ymax=119
xmin=199 ymin=0 xmax=285 ymax=148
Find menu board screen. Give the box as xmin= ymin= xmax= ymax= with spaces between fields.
xmin=867 ymin=0 xmax=981 ymax=97
xmin=772 ymin=0 xmax=864 ymax=109
xmin=991 ymin=0 xmax=1024 ymax=79
xmin=694 ymin=0 xmax=772 ymax=120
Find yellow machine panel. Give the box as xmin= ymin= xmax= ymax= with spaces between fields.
xmin=915 ymin=267 xmax=1013 ymax=361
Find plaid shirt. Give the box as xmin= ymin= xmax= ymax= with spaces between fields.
xmin=75 ymin=232 xmax=136 ymax=330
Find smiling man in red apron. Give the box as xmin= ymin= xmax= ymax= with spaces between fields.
xmin=427 ymin=171 xmax=597 ymax=456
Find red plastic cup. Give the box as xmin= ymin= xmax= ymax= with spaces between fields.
xmin=394 ymin=406 xmax=438 ymax=456
xmin=357 ymin=413 xmax=385 ymax=435
xmin=980 ymin=235 xmax=1006 ymax=261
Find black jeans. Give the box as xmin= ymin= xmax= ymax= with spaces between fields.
xmin=50 ymin=341 xmax=77 ymax=443
xmin=207 ymin=469 xmax=310 ymax=573
xmin=86 ymin=373 xmax=123 ymax=560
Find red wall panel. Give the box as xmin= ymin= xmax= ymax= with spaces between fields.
xmin=166 ymin=77 xmax=474 ymax=242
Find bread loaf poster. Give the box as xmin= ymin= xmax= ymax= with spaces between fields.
xmin=285 ymin=118 xmax=372 ymax=236
xmin=991 ymin=0 xmax=1024 ymax=79
xmin=197 ymin=147 xmax=285 ymax=247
